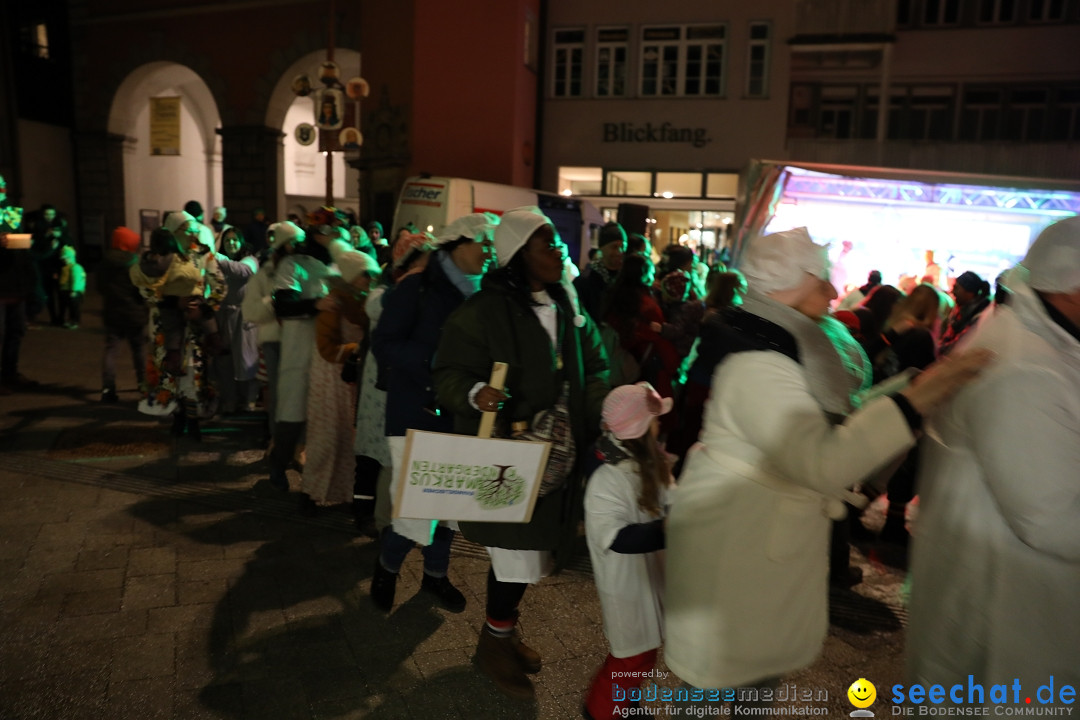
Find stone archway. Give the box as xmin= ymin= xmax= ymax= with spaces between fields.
xmin=107 ymin=62 xmax=222 ymax=234
xmin=265 ymin=49 xmax=363 ymax=219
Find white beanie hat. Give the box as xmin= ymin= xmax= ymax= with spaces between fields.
xmin=164 ymin=211 xmax=195 ymax=234
xmin=1022 ymin=216 xmax=1080 ymax=293
xmin=740 ymin=226 xmax=830 ymax=296
xmin=336 ymin=248 xmax=380 ymax=284
xmin=269 ymin=221 xmax=305 ymax=251
xmin=493 ymin=206 xmax=551 ymax=267
xmin=196 ymin=224 xmax=216 ymax=252
xmin=436 ymin=212 xmax=499 ymax=247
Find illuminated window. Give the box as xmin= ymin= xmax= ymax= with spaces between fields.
xmin=640 ymin=25 xmax=725 ymax=98
xmin=34 ymin=24 xmax=49 ymax=59
xmin=1029 ymin=0 xmax=1066 ymax=21
xmin=655 ymin=173 xmax=703 ymax=198
xmin=596 ymin=28 xmax=628 ymax=97
xmin=558 ymin=166 xmax=603 ymax=196
xmin=746 ymin=22 xmax=771 ymax=98
xmin=706 ymin=173 xmax=739 ymax=198
xmin=605 ymin=171 xmax=652 ymax=196
xmin=20 ymin=23 xmax=49 ymax=59
xmin=923 ymin=0 xmax=961 ymax=25
xmin=552 ymin=29 xmax=584 ymax=98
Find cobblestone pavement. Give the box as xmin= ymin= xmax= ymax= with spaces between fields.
xmin=0 ymin=293 xmax=911 ymax=719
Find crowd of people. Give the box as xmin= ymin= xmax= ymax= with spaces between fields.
xmin=2 ymin=179 xmax=1078 ymax=714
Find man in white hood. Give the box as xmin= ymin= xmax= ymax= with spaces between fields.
xmin=907 ymin=216 xmax=1080 ymax=694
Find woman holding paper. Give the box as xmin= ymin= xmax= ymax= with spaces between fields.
xmin=367 ymin=213 xmax=499 ymax=615
xmin=434 ymin=206 xmax=609 ymax=701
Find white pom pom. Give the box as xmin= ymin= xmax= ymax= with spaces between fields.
xmin=574 ymin=314 xmax=586 ymax=328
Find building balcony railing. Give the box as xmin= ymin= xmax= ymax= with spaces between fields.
xmin=793 ymin=0 xmax=896 ymax=41
xmin=785 ymin=138 xmax=1080 ymax=182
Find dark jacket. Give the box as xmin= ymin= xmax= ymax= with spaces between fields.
xmin=1 ymin=203 xmax=34 ymax=302
xmin=372 ymin=251 xmax=467 ymax=436
xmin=573 ymin=267 xmax=610 ymax=324
xmin=940 ymin=297 xmax=991 ymax=355
xmin=433 ymin=273 xmax=609 ymax=563
xmin=99 ymin=249 xmax=148 ymax=332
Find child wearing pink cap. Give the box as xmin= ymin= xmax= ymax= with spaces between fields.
xmin=583 ymin=382 xmax=674 ymax=720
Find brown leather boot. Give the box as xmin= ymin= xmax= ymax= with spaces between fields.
xmin=474 ymin=628 xmax=535 ymax=700
xmin=511 ymin=630 xmax=542 ymax=674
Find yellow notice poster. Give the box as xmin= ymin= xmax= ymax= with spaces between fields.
xmin=150 ymin=97 xmax=181 ymax=156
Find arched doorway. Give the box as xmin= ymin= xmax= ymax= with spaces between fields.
xmin=265 ymin=49 xmax=362 ymax=221
xmin=108 ymin=62 xmax=222 ymax=236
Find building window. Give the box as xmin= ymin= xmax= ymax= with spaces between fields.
xmin=1028 ymin=0 xmax=1066 ymax=21
xmin=706 ymin=173 xmax=739 ymax=198
xmin=655 ymin=172 xmax=703 ymax=198
xmin=596 ymin=27 xmax=628 ymax=97
xmin=558 ymin=166 xmax=603 ymax=196
xmin=641 ymin=26 xmax=681 ymax=96
xmin=923 ymin=0 xmax=962 ymax=25
xmin=685 ymin=26 xmax=725 ymax=96
xmin=789 ymin=84 xmax=815 ymax=135
xmin=1004 ymin=88 xmax=1048 ymax=140
xmin=605 ymin=171 xmax=653 ymax=196
xmin=977 ymin=0 xmax=1016 ymax=22
xmin=959 ymin=88 xmax=1003 ymax=140
xmin=818 ymin=86 xmax=858 ymax=139
xmin=1049 ymin=88 xmax=1080 ymax=141
xmin=897 ymin=0 xmax=915 ymax=25
xmin=20 ymin=23 xmax=50 ymax=59
xmin=552 ymin=29 xmax=584 ymax=98
xmin=907 ymin=88 xmax=955 ymax=140
xmin=746 ymin=22 xmax=771 ymax=98
xmin=640 ymin=25 xmax=725 ymax=98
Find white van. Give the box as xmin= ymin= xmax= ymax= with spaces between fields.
xmin=391 ymin=175 xmax=603 ymax=268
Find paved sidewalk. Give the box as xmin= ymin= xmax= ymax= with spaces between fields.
xmin=0 ymin=293 xmax=912 ymax=719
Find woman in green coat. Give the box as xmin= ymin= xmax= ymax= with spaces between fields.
xmin=433 ymin=206 xmax=609 ymax=700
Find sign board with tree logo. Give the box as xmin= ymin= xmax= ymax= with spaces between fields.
xmin=393 ymin=430 xmax=550 ymax=524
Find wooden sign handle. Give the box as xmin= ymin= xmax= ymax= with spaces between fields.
xmin=476 ymin=362 xmax=508 ymax=439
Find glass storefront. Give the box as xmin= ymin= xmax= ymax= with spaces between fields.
xmin=560 ymin=166 xmax=737 ymax=265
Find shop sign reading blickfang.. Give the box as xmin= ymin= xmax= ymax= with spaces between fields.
xmin=603 ymin=122 xmax=712 ymax=148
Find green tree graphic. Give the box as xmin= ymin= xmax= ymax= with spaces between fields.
xmin=475 ymin=465 xmax=525 ymax=510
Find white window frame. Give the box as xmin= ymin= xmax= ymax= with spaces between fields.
xmin=746 ymin=21 xmax=771 ymax=98
xmin=551 ymin=28 xmax=585 ymax=98
xmin=595 ymin=27 xmax=629 ymax=98
xmin=639 ymin=24 xmax=726 ymax=98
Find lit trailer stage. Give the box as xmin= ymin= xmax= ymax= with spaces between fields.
xmin=742 ymin=162 xmax=1080 ymax=294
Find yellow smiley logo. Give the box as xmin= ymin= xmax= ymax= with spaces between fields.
xmin=848 ymin=678 xmax=877 ymax=709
